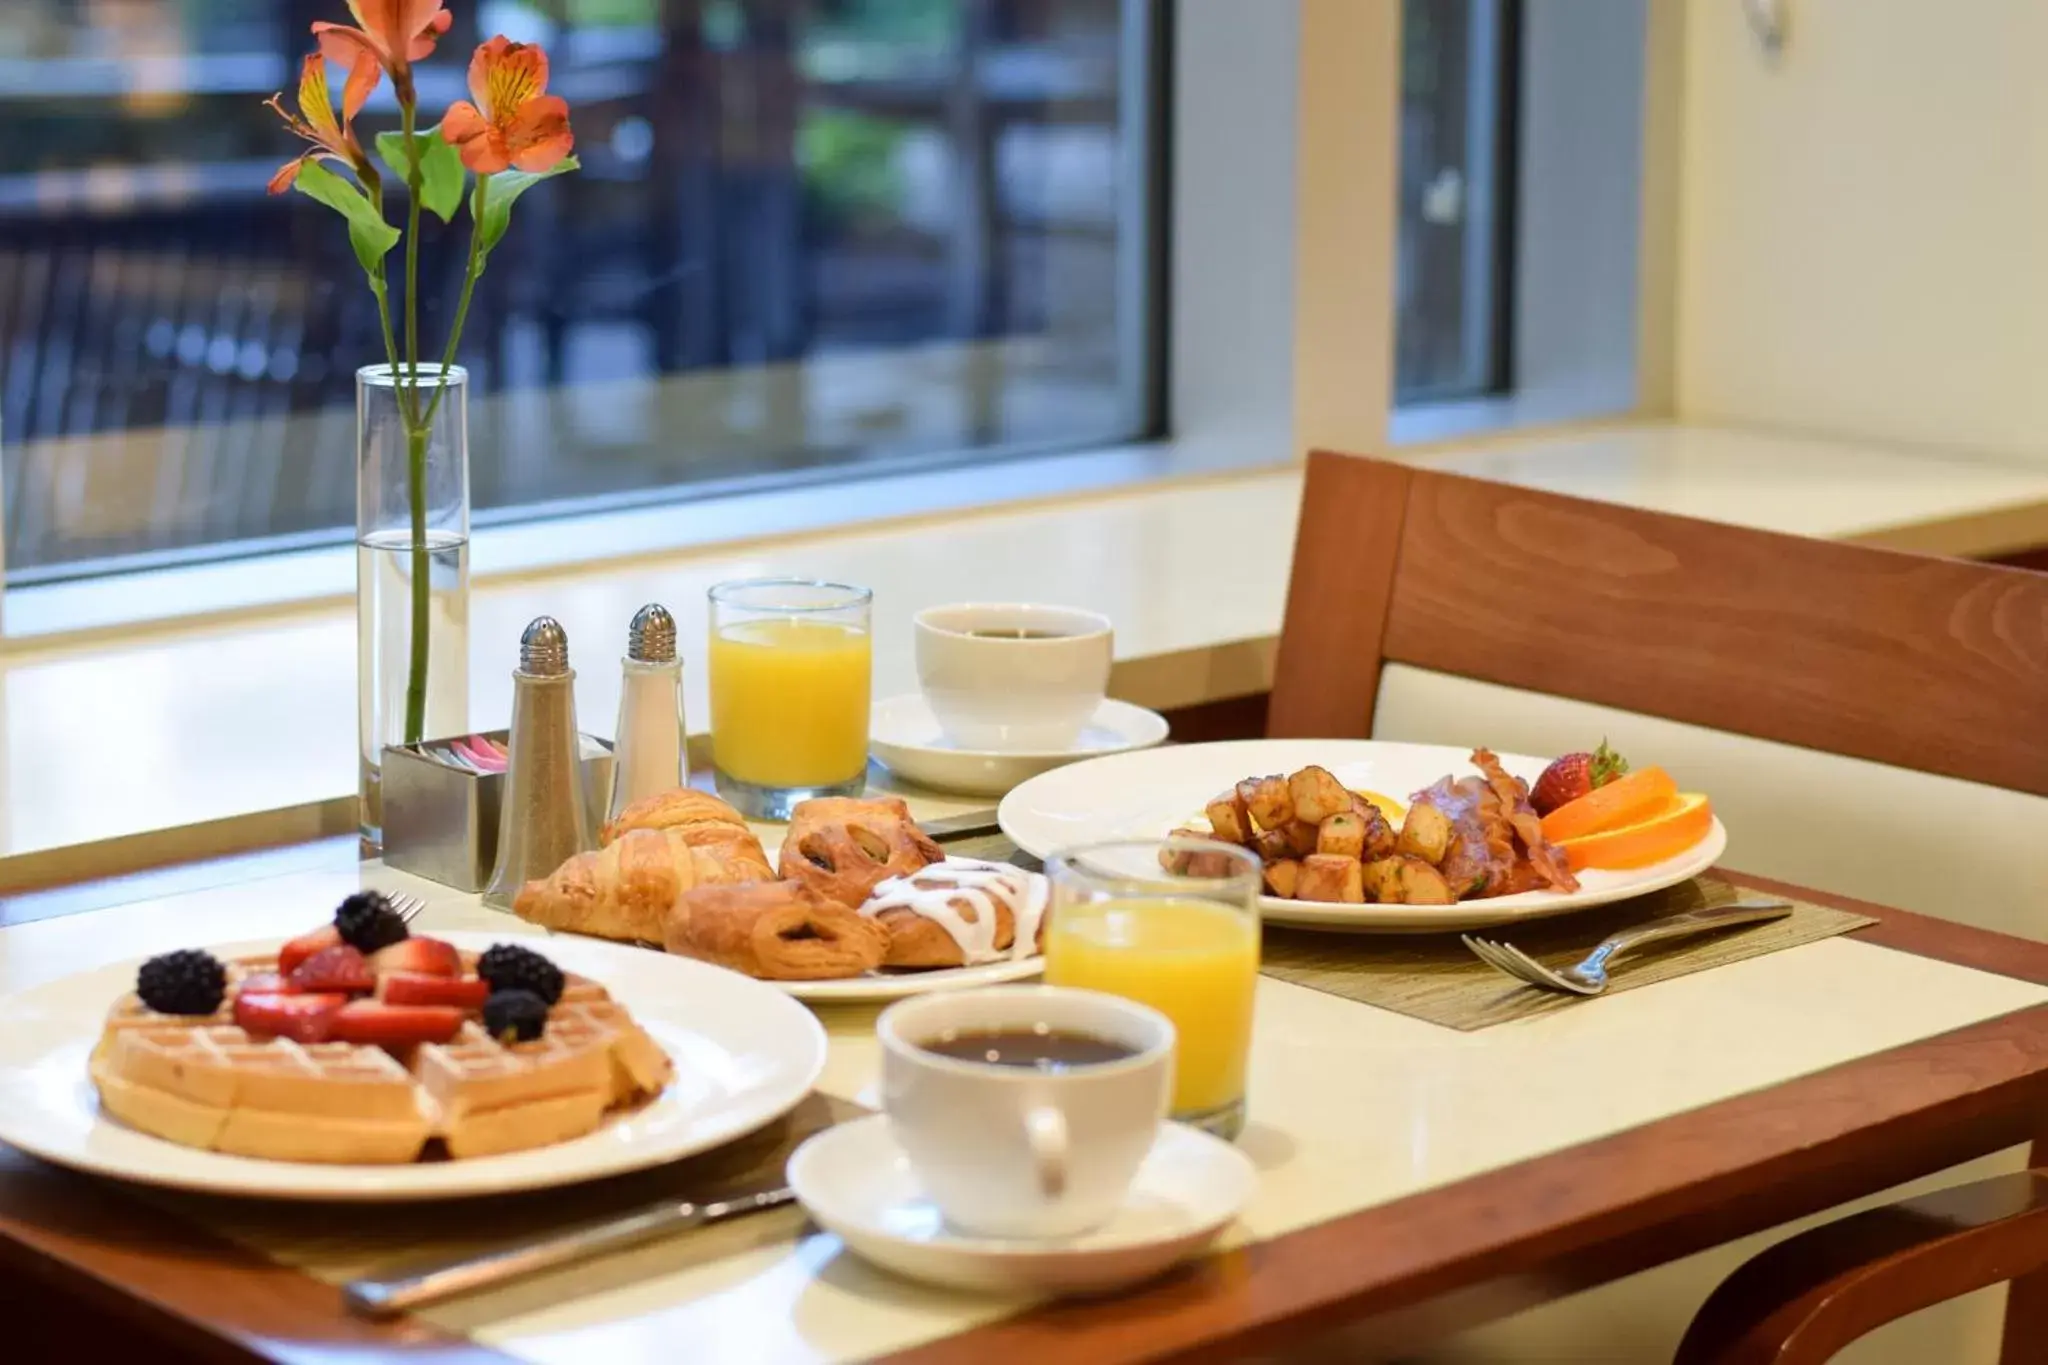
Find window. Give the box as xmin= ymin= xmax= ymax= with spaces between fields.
xmin=1394 ymin=0 xmax=1517 ymax=405
xmin=0 ymin=0 xmax=1159 ymax=582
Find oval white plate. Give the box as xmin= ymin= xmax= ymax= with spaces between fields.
xmin=790 ymin=1115 xmax=1253 ymax=1296
xmin=0 ymin=930 xmax=827 ymax=1200
xmin=998 ymin=739 xmax=1729 ymax=933
xmin=777 ymin=955 xmax=1044 ymax=1003
xmin=870 ymin=693 xmax=1169 ymax=797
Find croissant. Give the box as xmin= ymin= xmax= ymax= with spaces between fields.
xmin=513 ymin=824 xmax=768 ymax=944
xmin=778 ymin=796 xmax=944 ymax=908
xmin=664 ymin=880 xmax=888 ymax=980
xmin=600 ymin=787 xmax=757 ymax=849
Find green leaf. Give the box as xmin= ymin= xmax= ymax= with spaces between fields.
xmin=293 ymin=159 xmax=401 ymax=275
xmin=375 ymin=125 xmax=467 ymax=224
xmin=475 ymin=156 xmax=580 ymax=257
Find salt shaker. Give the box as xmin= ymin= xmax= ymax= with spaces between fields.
xmin=607 ymin=603 xmax=685 ymax=824
xmin=482 ymin=617 xmax=594 ymax=909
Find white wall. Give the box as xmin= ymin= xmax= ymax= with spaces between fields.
xmin=1673 ymin=0 xmax=2048 ymax=461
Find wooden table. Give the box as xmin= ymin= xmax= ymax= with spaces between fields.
xmin=4 ymin=862 xmax=2047 ymax=1365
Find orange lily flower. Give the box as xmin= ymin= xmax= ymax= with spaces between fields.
xmin=440 ymin=36 xmax=575 ymax=175
xmin=313 ymin=0 xmax=453 ymax=85
xmin=264 ymin=52 xmax=376 ymax=194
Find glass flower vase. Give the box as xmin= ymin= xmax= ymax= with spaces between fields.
xmin=357 ymin=363 xmax=472 ymax=853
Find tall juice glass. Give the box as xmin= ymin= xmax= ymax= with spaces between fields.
xmin=1043 ymin=838 xmax=1261 ymax=1139
xmin=707 ymin=578 xmax=873 ymax=819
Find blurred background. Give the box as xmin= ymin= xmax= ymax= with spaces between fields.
xmin=1 ymin=0 xmax=1181 ymax=580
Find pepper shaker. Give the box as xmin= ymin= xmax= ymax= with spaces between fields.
xmin=607 ymin=603 xmax=685 ymax=824
xmin=482 ymin=617 xmax=594 ymax=909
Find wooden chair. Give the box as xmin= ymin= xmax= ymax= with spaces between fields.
xmin=1269 ymin=450 xmax=2048 ymax=1363
xmin=1674 ymin=1171 xmax=2048 ymax=1364
xmin=1270 ymin=450 xmax=2048 ymax=795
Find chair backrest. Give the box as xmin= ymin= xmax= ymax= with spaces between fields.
xmin=1270 ymin=451 xmax=2048 ymax=937
xmin=1271 ymin=450 xmax=2048 ymax=795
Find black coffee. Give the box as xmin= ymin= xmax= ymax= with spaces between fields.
xmin=921 ymin=1027 xmax=1136 ymax=1072
xmin=964 ymin=627 xmax=1067 ymax=640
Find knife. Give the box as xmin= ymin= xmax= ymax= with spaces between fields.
xmin=342 ymin=1185 xmax=796 ymax=1318
xmin=919 ymin=807 xmax=1003 ymax=842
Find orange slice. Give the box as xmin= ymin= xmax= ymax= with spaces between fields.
xmin=1556 ymin=793 xmax=1713 ymax=872
xmin=1540 ymin=765 xmax=1678 ymax=842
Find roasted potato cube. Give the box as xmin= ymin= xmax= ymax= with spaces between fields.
xmin=1204 ymin=789 xmax=1255 ymax=845
xmin=1296 ymin=853 xmax=1365 ymax=903
xmin=1236 ymin=775 xmax=1293 ymax=831
xmin=1287 ymin=765 xmax=1350 ymax=824
xmin=1252 ymin=827 xmax=1296 ymax=864
xmin=1281 ymin=819 xmax=1322 ymax=857
xmin=1263 ymin=858 xmax=1302 ymax=899
xmin=1395 ymin=802 xmax=1452 ymax=865
xmin=1316 ymin=811 xmax=1366 ymax=860
xmin=1158 ymin=828 xmax=1210 ymax=873
xmin=1360 ymin=855 xmax=1457 ymax=906
xmin=1183 ymin=845 xmax=1244 ymax=879
xmin=1352 ymin=796 xmax=1399 ymax=860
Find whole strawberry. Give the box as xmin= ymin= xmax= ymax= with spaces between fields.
xmin=1530 ymin=741 xmax=1629 ymax=816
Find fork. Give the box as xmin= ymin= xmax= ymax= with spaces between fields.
xmin=1462 ymin=900 xmax=1795 ymax=996
xmin=387 ymin=891 xmax=429 ymax=925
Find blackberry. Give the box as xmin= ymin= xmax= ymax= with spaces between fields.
xmin=334 ymin=892 xmax=409 ymax=953
xmin=483 ymin=989 xmax=548 ymax=1043
xmin=137 ymin=950 xmax=227 ymax=1016
xmin=477 ymin=943 xmax=564 ymax=1005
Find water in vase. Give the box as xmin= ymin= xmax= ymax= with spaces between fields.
xmin=358 ymin=527 xmax=470 ymax=850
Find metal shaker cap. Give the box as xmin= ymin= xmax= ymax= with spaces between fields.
xmin=519 ymin=616 xmax=570 ymax=676
xmin=627 ymin=603 xmax=677 ymax=663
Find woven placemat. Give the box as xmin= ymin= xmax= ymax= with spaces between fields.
xmin=1263 ymin=876 xmax=1874 ymax=1031
xmin=945 ymin=833 xmax=1874 ymax=1034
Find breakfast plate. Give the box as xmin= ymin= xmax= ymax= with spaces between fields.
xmin=0 ymin=930 xmax=827 ymax=1200
xmin=869 ymin=693 xmax=1169 ymax=797
xmin=774 ymin=955 xmax=1044 ymax=1003
xmin=999 ymin=739 xmax=1728 ymax=933
xmin=789 ymin=1115 xmax=1254 ymax=1295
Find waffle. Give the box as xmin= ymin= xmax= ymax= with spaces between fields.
xmin=91 ymin=956 xmax=673 ymax=1164
xmin=91 ymin=1026 xmax=430 ymax=1163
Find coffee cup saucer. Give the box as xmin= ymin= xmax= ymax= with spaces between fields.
xmin=788 ymin=1114 xmax=1255 ymax=1296
xmin=869 ymin=694 xmax=1169 ymax=797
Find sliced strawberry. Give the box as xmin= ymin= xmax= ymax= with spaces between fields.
xmin=236 ymin=971 xmax=296 ymax=996
xmin=330 ymin=1000 xmax=465 ymax=1046
xmin=369 ymin=936 xmax=461 ymax=979
xmin=278 ymin=924 xmax=343 ymax=976
xmin=234 ymin=991 xmax=346 ymax=1043
xmin=289 ymin=944 xmax=375 ymax=995
xmin=377 ymin=972 xmax=490 ymax=1009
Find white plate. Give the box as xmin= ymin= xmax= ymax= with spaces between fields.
xmin=870 ymin=693 xmax=1169 ymax=797
xmin=998 ymin=739 xmax=1729 ymax=933
xmin=776 ymin=955 xmax=1045 ymax=1003
xmin=789 ymin=1115 xmax=1253 ymax=1296
xmin=0 ymin=930 xmax=827 ymax=1200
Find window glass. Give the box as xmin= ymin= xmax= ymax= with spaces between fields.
xmin=0 ymin=0 xmax=1156 ymax=580
xmin=1395 ymin=0 xmax=1515 ymax=403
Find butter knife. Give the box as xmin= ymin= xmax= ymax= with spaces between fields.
xmin=342 ymin=1185 xmax=796 ymax=1318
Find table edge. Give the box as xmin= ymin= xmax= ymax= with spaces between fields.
xmin=879 ymin=871 xmax=2048 ymax=1363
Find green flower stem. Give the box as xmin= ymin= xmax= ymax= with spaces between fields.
xmin=402 ymin=419 xmax=431 ymax=745
xmin=420 ymin=174 xmax=489 ymax=433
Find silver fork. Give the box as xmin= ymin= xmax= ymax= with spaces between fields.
xmin=1462 ymin=900 xmax=1795 ymax=996
xmin=386 ymin=891 xmax=429 ymax=925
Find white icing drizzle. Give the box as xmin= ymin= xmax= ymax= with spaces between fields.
xmin=861 ymin=857 xmax=1050 ymax=965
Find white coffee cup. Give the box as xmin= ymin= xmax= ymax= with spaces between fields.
xmin=878 ymin=985 xmax=1175 ymax=1239
xmin=913 ymin=603 xmax=1114 ymax=751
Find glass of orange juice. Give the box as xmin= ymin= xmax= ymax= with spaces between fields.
xmin=707 ymin=578 xmax=873 ymax=819
xmin=1042 ymin=838 xmax=1261 ymax=1140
